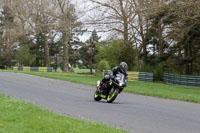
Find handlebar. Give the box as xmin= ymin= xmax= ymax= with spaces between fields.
xmin=110 ymin=79 xmax=126 ymax=88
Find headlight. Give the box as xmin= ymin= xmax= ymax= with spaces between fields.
xmin=119 ymin=82 xmax=123 ymax=87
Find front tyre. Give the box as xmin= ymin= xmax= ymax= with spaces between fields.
xmin=94 ymin=90 xmax=102 ymax=101
xmin=107 ymin=88 xmax=119 ymax=103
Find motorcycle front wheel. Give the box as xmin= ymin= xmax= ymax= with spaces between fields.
xmin=107 ymin=88 xmax=119 ymax=103
xmin=94 ymin=90 xmax=102 ymax=101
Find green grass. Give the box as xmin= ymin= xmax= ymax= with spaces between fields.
xmin=125 ymin=81 xmax=200 ymax=103
xmin=54 ymin=67 xmax=94 ymax=73
xmin=2 ymin=70 xmax=200 ymax=103
xmin=72 ymin=67 xmax=95 ymax=73
xmin=25 ymin=71 xmax=101 ymax=85
xmin=0 ymin=94 xmax=126 ymax=133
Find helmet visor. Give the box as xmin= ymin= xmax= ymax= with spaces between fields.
xmin=121 ymin=65 xmax=127 ymax=71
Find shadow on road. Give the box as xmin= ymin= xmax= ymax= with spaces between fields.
xmin=90 ymin=100 xmax=126 ymax=105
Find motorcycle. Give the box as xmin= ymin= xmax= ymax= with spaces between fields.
xmin=94 ymin=73 xmax=126 ymax=103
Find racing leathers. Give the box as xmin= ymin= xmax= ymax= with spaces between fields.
xmin=99 ymin=66 xmax=128 ymax=89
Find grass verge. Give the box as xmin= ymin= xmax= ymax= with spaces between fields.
xmin=2 ymin=70 xmax=200 ymax=103
xmin=0 ymin=94 xmax=126 ymax=133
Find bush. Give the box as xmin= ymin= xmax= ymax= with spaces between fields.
xmin=0 ymin=65 xmax=6 ymax=69
xmin=98 ymin=59 xmax=110 ymax=72
xmin=154 ymin=64 xmax=164 ymax=81
xmin=15 ymin=45 xmax=35 ymax=66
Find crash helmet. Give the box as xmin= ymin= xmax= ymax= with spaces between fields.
xmin=119 ymin=62 xmax=128 ymax=73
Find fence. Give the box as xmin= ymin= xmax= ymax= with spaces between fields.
xmin=164 ymin=73 xmax=200 ymax=87
xmin=139 ymin=72 xmax=154 ymax=82
xmin=103 ymin=70 xmax=154 ymax=82
xmin=11 ymin=66 xmax=53 ymax=72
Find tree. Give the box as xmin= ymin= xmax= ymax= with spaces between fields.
xmin=98 ymin=59 xmax=110 ymax=72
xmin=0 ymin=3 xmax=18 ymax=66
xmin=0 ymin=0 xmax=83 ymax=71
xmin=15 ymin=45 xmax=35 ymax=66
xmin=89 ymin=0 xmax=137 ymax=44
xmin=88 ymin=0 xmax=141 ymax=71
xmin=165 ymin=0 xmax=200 ymax=75
xmin=69 ymin=36 xmax=82 ymax=68
xmin=56 ymin=0 xmax=81 ymax=72
xmin=144 ymin=0 xmax=200 ymax=76
xmin=87 ymin=0 xmax=169 ymax=71
xmin=13 ymin=0 xmax=59 ymax=67
xmin=79 ymin=29 xmax=100 ymax=74
xmin=96 ymin=39 xmax=136 ymax=70
xmin=29 ymin=0 xmax=57 ymax=67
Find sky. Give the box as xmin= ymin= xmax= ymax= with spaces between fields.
xmin=72 ymin=0 xmax=96 ymax=42
xmin=71 ymin=0 xmax=108 ymax=42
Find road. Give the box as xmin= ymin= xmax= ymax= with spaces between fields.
xmin=0 ymin=72 xmax=200 ymax=133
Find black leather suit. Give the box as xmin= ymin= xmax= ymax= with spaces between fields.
xmin=102 ymin=66 xmax=128 ymax=86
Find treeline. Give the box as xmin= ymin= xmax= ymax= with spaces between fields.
xmin=88 ymin=0 xmax=200 ymax=79
xmin=0 ymin=0 xmax=81 ymax=72
xmin=0 ymin=0 xmax=200 ymax=79
xmin=143 ymin=0 xmax=200 ymax=78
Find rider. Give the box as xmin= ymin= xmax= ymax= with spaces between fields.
xmin=98 ymin=62 xmax=128 ymax=89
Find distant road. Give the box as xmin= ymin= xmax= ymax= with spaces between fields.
xmin=0 ymin=72 xmax=200 ymax=133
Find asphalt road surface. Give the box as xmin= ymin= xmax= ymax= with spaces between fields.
xmin=0 ymin=72 xmax=200 ymax=133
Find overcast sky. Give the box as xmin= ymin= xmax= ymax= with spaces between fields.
xmin=72 ymin=0 xmax=93 ymax=42
xmin=71 ymin=0 xmax=109 ymax=42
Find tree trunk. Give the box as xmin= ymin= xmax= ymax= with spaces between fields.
xmin=185 ymin=42 xmax=190 ymax=75
xmin=63 ymin=32 xmax=70 ymax=72
xmin=55 ymin=54 xmax=58 ymax=72
xmin=119 ymin=0 xmax=129 ymax=44
xmin=136 ymin=43 xmax=140 ymax=72
xmin=178 ymin=42 xmax=183 ymax=74
xmin=94 ymin=64 xmax=97 ymax=76
xmin=89 ymin=57 xmax=93 ymax=74
xmin=123 ymin=19 xmax=129 ymax=44
xmin=44 ymin=36 xmax=50 ymax=67
xmin=158 ymin=22 xmax=164 ymax=55
xmin=138 ymin=13 xmax=146 ymax=72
